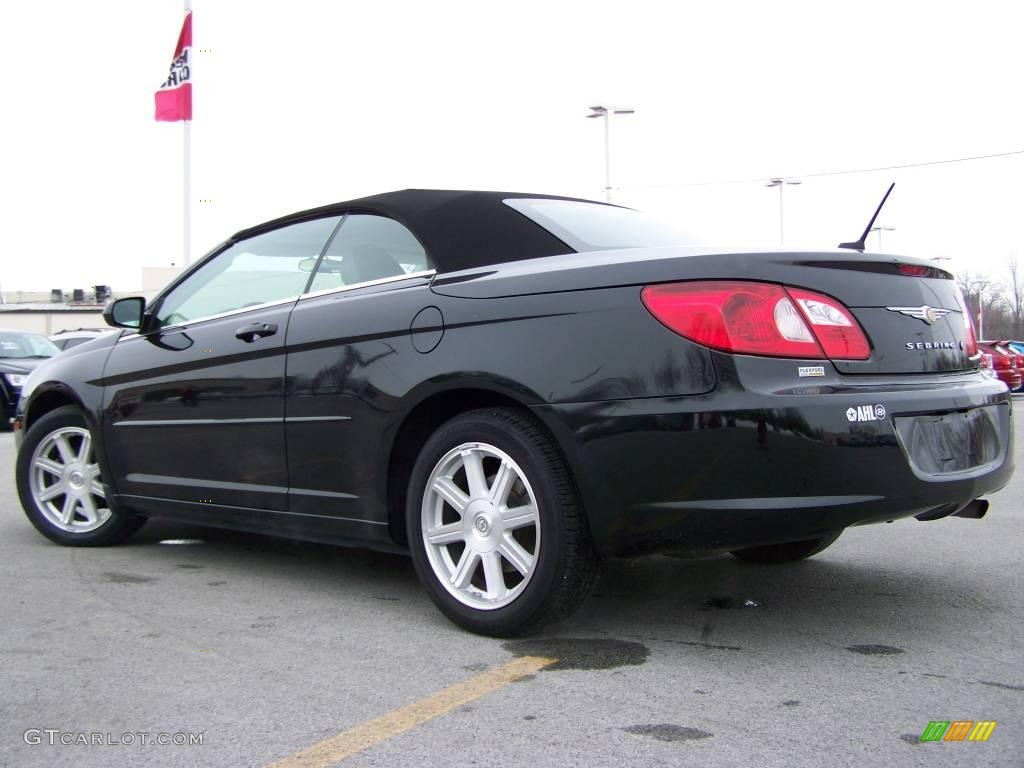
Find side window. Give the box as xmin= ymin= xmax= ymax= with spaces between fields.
xmin=156 ymin=217 xmax=341 ymax=326
xmin=307 ymin=214 xmax=430 ymax=294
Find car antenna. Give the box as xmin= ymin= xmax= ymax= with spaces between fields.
xmin=838 ymin=182 xmax=895 ymax=251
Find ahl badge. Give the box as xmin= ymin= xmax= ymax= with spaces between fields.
xmin=846 ymin=404 xmax=886 ymax=423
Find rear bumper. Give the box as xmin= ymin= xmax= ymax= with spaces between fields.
xmin=536 ymin=366 xmax=1013 ymax=557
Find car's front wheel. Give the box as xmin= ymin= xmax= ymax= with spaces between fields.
xmin=730 ymin=530 xmax=842 ymax=563
xmin=16 ymin=406 xmax=145 ymax=546
xmin=406 ymin=408 xmax=598 ymax=636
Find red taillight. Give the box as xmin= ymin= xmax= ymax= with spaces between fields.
xmin=993 ymin=354 xmax=1012 ymax=370
xmin=641 ymin=281 xmax=870 ymax=360
xmin=786 ymin=287 xmax=872 ymax=359
xmin=956 ymin=290 xmax=978 ymax=357
xmin=898 ymin=264 xmax=930 ymax=277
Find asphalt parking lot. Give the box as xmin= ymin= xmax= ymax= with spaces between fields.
xmin=2 ymin=405 xmax=1022 ymax=768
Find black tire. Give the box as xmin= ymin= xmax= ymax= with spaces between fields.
xmin=730 ymin=530 xmax=843 ymax=564
xmin=16 ymin=405 xmax=145 ymax=546
xmin=406 ymin=407 xmax=599 ymax=637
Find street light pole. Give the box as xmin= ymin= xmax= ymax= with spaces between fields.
xmin=870 ymin=225 xmax=896 ymax=251
xmin=586 ymin=105 xmax=635 ymax=202
xmin=978 ymin=294 xmax=984 ymax=341
xmin=765 ymin=177 xmax=801 ymax=245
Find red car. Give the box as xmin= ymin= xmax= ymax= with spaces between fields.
xmin=995 ymin=340 xmax=1024 ymax=380
xmin=978 ymin=342 xmax=1022 ymax=391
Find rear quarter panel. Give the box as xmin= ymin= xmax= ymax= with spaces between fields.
xmin=283 ymin=279 xmax=715 ymax=535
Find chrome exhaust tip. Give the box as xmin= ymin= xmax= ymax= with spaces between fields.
xmin=952 ymin=499 xmax=989 ymax=519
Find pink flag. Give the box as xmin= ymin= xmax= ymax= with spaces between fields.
xmin=155 ymin=12 xmax=192 ymax=122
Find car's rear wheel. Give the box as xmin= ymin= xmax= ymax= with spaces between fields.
xmin=730 ymin=530 xmax=842 ymax=563
xmin=406 ymin=408 xmax=598 ymax=636
xmin=16 ymin=406 xmax=145 ymax=546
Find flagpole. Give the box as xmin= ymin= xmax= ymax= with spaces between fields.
xmin=182 ymin=0 xmax=192 ymax=268
xmin=183 ymin=118 xmax=191 ymax=268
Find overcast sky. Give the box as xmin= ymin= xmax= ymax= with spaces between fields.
xmin=2 ymin=0 xmax=1022 ymax=293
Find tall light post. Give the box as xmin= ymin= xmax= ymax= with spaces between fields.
xmin=977 ymin=290 xmax=987 ymax=341
xmin=586 ymin=105 xmax=635 ymax=202
xmin=765 ymin=177 xmax=801 ymax=245
xmin=870 ymin=225 xmax=895 ymax=251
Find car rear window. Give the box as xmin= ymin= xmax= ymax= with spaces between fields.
xmin=503 ymin=198 xmax=701 ymax=252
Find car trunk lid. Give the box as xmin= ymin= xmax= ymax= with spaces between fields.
xmin=431 ymin=247 xmax=975 ymax=374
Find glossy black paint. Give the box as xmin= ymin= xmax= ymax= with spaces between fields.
xmin=14 ymin=191 xmax=1014 ymax=560
xmin=102 ymin=302 xmax=293 ymax=511
xmin=540 ymin=358 xmax=1012 ymax=556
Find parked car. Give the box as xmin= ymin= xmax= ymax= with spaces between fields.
xmin=978 ymin=342 xmax=1022 ymax=391
xmin=1004 ymin=340 xmax=1024 ymax=356
xmin=12 ymin=190 xmax=1014 ymax=635
xmin=50 ymin=328 xmax=113 ymax=351
xmin=993 ymin=340 xmax=1024 ymax=388
xmin=0 ymin=329 xmax=60 ymax=429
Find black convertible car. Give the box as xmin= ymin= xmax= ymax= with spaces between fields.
xmin=14 ymin=190 xmax=1013 ymax=635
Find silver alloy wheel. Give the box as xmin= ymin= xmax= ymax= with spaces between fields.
xmin=28 ymin=426 xmax=111 ymax=533
xmin=421 ymin=442 xmax=540 ymax=610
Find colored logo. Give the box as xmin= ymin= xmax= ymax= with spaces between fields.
xmin=920 ymin=720 xmax=996 ymax=742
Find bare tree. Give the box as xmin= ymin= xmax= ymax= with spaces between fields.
xmin=1005 ymin=254 xmax=1024 ymax=337
xmin=956 ymin=271 xmax=1005 ymax=340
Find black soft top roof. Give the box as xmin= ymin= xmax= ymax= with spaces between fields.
xmin=231 ymin=189 xmax=609 ymax=273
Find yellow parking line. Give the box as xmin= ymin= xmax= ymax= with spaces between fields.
xmin=265 ymin=655 xmax=556 ymax=768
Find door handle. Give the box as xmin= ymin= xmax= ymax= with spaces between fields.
xmin=235 ymin=322 xmax=278 ymax=342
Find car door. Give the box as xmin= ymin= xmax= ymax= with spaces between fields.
xmin=102 ymin=216 xmax=342 ymax=513
xmin=284 ymin=213 xmax=435 ymax=531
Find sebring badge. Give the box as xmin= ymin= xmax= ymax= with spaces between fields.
xmin=885 ymin=305 xmax=952 ymax=325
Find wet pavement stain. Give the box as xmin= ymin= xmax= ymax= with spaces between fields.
xmin=632 ymin=634 xmax=740 ymax=652
xmin=978 ymin=680 xmax=1024 ymax=691
xmin=174 ymin=564 xmax=203 ymax=570
xmin=102 ymin=572 xmax=157 ymax=584
xmin=782 ymin=700 xmax=800 ymax=707
xmin=847 ymin=644 xmax=905 ymax=656
xmin=206 ymin=581 xmax=227 ymax=586
xmin=523 ymin=715 xmax=537 ymax=721
xmin=503 ymin=638 xmax=649 ymax=670
xmin=899 ymin=733 xmax=920 ymax=745
xmin=623 ymin=724 xmax=713 ymax=742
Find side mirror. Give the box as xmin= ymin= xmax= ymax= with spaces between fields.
xmin=104 ymin=297 xmax=146 ymax=329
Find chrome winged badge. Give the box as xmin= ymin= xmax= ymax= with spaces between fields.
xmin=885 ymin=305 xmax=952 ymax=325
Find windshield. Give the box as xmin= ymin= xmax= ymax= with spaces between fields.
xmin=503 ymin=198 xmax=702 ymax=252
xmin=0 ymin=331 xmax=60 ymax=359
